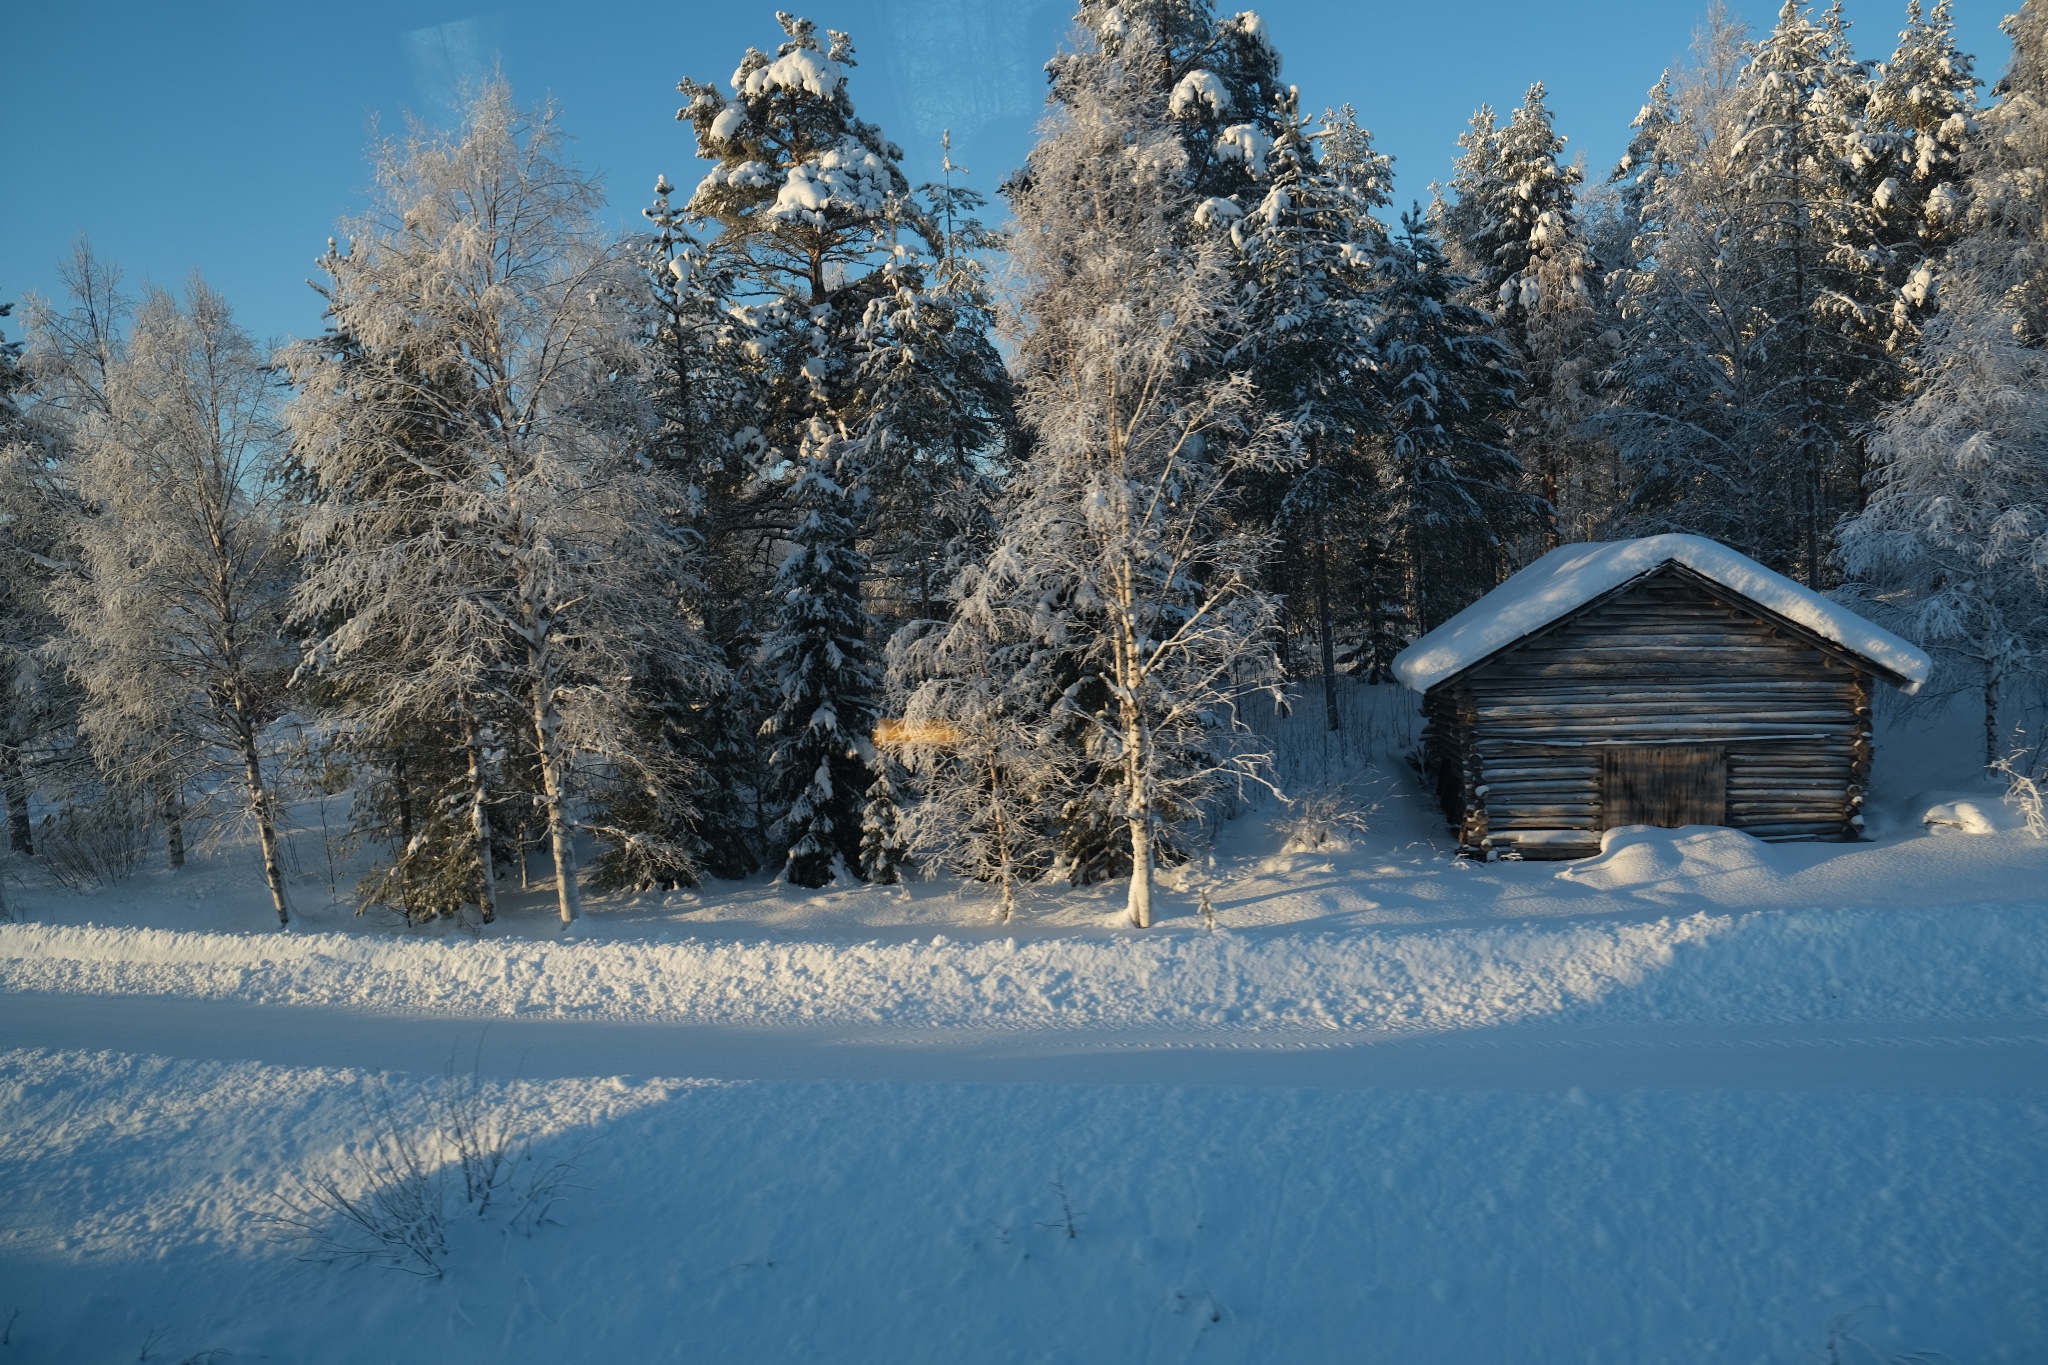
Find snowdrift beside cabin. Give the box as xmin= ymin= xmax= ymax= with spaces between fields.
xmin=1392 ymin=534 xmax=1933 ymax=693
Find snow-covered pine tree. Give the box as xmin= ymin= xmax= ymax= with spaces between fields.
xmin=1366 ymin=210 xmax=1529 ymax=637
xmin=52 ymin=278 xmax=298 ymax=926
xmin=1954 ymin=0 xmax=2048 ymax=338
xmin=1840 ymin=284 xmax=2048 ymax=769
xmin=1440 ymin=83 xmax=1614 ymax=548
xmin=1001 ymin=17 xmax=1286 ymax=927
xmin=677 ymin=15 xmax=1001 ymax=875
xmin=1733 ymin=1 xmax=1892 ymax=581
xmin=1057 ymin=1 xmax=1287 ymax=212
xmin=286 ymin=83 xmax=722 ymax=925
xmin=757 ymin=424 xmax=882 ymax=887
xmin=1862 ymin=0 xmax=1979 ymax=349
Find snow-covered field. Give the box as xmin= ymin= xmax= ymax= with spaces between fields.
xmin=2 ymin=691 xmax=2044 ymax=1362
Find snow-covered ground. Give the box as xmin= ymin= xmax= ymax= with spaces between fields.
xmin=1 ymin=687 xmax=2044 ymax=1362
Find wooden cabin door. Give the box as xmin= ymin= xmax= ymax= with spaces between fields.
xmin=1601 ymin=745 xmax=1727 ymax=830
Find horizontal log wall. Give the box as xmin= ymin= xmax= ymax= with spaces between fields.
xmin=1431 ymin=569 xmax=1869 ymax=859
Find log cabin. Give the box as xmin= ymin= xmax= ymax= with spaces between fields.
xmin=1391 ymin=535 xmax=1933 ymax=860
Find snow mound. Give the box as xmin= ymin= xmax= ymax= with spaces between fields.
xmin=1391 ymin=534 xmax=1932 ymax=692
xmin=1558 ymin=825 xmax=1779 ymax=893
xmin=1924 ymin=799 xmax=2018 ymax=835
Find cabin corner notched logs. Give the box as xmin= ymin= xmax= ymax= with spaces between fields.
xmin=1399 ymin=550 xmax=1925 ymax=861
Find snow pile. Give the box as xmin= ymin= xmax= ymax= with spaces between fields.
xmin=739 ymin=45 xmax=844 ymax=99
xmin=773 ymin=136 xmax=896 ymax=223
xmin=1923 ymin=799 xmax=2018 ymax=834
xmin=1392 ymin=533 xmax=1934 ymax=692
xmin=1558 ymin=825 xmax=1778 ymax=893
xmin=1169 ymin=69 xmax=1231 ymax=117
xmin=5 ymin=901 xmax=2046 ymax=1031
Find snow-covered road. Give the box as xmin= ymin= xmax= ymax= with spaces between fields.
xmin=8 ymin=989 xmax=2043 ymax=1092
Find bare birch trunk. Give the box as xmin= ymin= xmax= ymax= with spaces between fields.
xmin=465 ymin=719 xmax=498 ymax=924
xmin=235 ymin=728 xmax=290 ymax=927
xmin=532 ymin=683 xmax=582 ymax=925
xmin=1125 ymin=809 xmax=1153 ymax=929
xmin=1122 ymin=691 xmax=1153 ymax=929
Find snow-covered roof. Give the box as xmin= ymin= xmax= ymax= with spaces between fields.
xmin=1391 ymin=534 xmax=1932 ymax=694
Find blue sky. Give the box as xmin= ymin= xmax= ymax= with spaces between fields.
xmin=2 ymin=1 xmax=2017 ymax=344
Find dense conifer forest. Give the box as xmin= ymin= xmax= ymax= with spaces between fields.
xmin=4 ymin=0 xmax=2044 ymax=926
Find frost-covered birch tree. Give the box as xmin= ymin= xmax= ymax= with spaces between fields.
xmin=12 ymin=246 xmax=145 ymax=859
xmin=998 ymin=18 xmax=1286 ymax=928
xmin=286 ymin=83 xmax=721 ymax=925
xmin=890 ymin=547 xmax=1082 ymax=919
xmin=51 ymin=279 xmax=298 ymax=924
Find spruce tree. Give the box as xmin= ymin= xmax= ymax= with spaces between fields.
xmin=677 ymin=16 xmax=1007 ymax=877
xmin=1863 ymin=0 xmax=1980 ymax=349
xmin=1367 ymin=211 xmax=1528 ymax=635
xmin=1231 ymin=97 xmax=1388 ymax=726
xmin=1441 ymin=84 xmax=1614 ymax=548
xmin=758 ymin=427 xmax=882 ymax=887
xmin=1600 ymin=1 xmax=1892 ymax=585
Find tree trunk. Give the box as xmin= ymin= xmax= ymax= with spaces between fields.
xmin=391 ymin=748 xmax=419 ymax=920
xmin=162 ymin=785 xmax=185 ymax=871
xmin=987 ymin=751 xmax=1015 ymax=924
xmin=465 ymin=719 xmax=498 ymax=924
xmin=1986 ymin=661 xmax=2002 ymax=773
xmin=1 ymin=744 xmax=32 ymax=857
xmin=1121 ymin=688 xmax=1153 ymax=929
xmin=1313 ymin=518 xmax=1340 ymax=733
xmin=236 ymin=729 xmax=290 ymax=927
xmin=1125 ymin=811 xmax=1153 ymax=929
xmin=532 ymin=683 xmax=582 ymax=925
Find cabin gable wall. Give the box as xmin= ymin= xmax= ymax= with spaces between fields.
xmin=1422 ymin=569 xmax=1871 ymax=858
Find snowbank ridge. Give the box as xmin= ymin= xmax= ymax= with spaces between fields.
xmin=3 ymin=903 xmax=2042 ymax=1032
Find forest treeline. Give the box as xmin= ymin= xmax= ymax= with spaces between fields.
xmin=2 ymin=0 xmax=2044 ymax=927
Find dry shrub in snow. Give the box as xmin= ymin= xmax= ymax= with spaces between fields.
xmin=35 ymin=794 xmax=152 ymax=892
xmin=261 ymin=1071 xmax=574 ymax=1277
xmin=1992 ymin=752 xmax=2048 ymax=839
xmin=1277 ymin=781 xmax=1376 ymax=854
